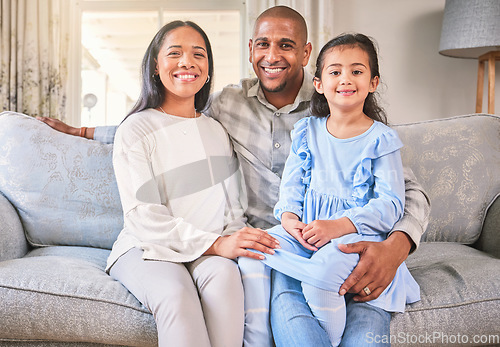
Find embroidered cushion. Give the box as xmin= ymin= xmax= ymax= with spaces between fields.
xmin=394 ymin=114 xmax=500 ymax=243
xmin=0 ymin=111 xmax=122 ymax=249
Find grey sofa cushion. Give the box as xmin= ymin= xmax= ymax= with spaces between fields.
xmin=395 ymin=114 xmax=500 ymax=243
xmin=0 ymin=112 xmax=122 ymax=249
xmin=0 ymin=246 xmax=157 ymax=346
xmin=391 ymin=242 xmax=500 ymax=346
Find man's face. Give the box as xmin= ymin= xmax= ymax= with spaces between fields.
xmin=249 ymin=16 xmax=311 ymax=96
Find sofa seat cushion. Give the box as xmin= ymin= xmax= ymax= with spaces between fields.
xmin=391 ymin=242 xmax=500 ymax=346
xmin=0 ymin=246 xmax=156 ymax=346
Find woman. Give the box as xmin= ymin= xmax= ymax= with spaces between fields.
xmin=106 ymin=20 xmax=279 ymax=347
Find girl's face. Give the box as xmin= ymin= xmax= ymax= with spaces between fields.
xmin=155 ymin=26 xmax=209 ymax=103
xmin=313 ymin=46 xmax=379 ymax=114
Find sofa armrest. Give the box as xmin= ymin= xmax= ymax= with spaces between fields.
xmin=0 ymin=193 xmax=29 ymax=261
xmin=474 ymin=196 xmax=500 ymax=259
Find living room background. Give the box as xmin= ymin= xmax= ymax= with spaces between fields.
xmin=1 ymin=0 xmax=498 ymax=127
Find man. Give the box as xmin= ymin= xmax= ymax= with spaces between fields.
xmin=39 ymin=6 xmax=429 ymax=346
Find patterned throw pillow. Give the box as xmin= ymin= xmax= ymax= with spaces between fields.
xmin=395 ymin=114 xmax=500 ymax=244
xmin=0 ymin=111 xmax=123 ymax=249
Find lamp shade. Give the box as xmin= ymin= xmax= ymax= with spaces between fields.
xmin=439 ymin=0 xmax=500 ymax=58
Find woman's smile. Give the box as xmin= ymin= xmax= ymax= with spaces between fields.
xmin=174 ymin=73 xmax=199 ymax=81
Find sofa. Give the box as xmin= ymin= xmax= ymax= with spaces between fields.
xmin=0 ymin=111 xmax=499 ymax=346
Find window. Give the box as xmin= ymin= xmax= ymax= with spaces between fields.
xmin=73 ymin=1 xmax=244 ymax=126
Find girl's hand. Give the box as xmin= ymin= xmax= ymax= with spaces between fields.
xmin=302 ymin=217 xmax=356 ymax=248
xmin=281 ymin=212 xmax=317 ymax=251
xmin=206 ymin=227 xmax=280 ymax=260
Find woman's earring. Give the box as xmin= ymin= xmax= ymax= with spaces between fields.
xmin=152 ymin=73 xmax=160 ymax=82
xmin=205 ymin=75 xmax=210 ymax=84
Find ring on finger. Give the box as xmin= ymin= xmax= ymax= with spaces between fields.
xmin=363 ymin=286 xmax=372 ymax=296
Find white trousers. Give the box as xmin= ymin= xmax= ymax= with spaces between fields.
xmin=109 ymin=247 xmax=244 ymax=347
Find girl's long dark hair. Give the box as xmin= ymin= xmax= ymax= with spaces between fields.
xmin=126 ymin=20 xmax=214 ymax=119
xmin=310 ymin=33 xmax=387 ymax=124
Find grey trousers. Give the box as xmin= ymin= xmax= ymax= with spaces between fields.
xmin=109 ymin=247 xmax=244 ymax=347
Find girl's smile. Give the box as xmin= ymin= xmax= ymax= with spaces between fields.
xmin=336 ymin=89 xmax=356 ymax=96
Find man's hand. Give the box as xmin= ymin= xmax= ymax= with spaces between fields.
xmin=338 ymin=231 xmax=413 ymax=302
xmin=36 ymin=117 xmax=95 ymax=139
xmin=205 ymin=227 xmax=280 ymax=260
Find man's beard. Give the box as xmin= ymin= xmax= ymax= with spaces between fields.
xmin=260 ymin=80 xmax=287 ymax=93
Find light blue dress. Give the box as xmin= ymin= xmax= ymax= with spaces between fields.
xmin=263 ymin=116 xmax=420 ymax=313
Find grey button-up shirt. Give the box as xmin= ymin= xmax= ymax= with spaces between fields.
xmin=205 ymin=73 xmax=316 ymax=229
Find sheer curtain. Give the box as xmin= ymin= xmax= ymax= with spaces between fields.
xmin=0 ymin=0 xmax=70 ymax=120
xmin=244 ymin=0 xmax=334 ymax=76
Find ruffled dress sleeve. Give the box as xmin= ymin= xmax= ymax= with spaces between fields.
xmin=336 ymin=127 xmax=406 ymax=236
xmin=273 ymin=117 xmax=312 ymax=221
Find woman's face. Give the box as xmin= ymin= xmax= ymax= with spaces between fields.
xmin=155 ymin=26 xmax=209 ymax=103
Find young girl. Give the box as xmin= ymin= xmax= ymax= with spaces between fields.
xmin=239 ymin=33 xmax=420 ymax=346
xmin=105 ymin=21 xmax=279 ymax=347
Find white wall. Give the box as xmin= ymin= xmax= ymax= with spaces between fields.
xmin=332 ymin=0 xmax=500 ymax=124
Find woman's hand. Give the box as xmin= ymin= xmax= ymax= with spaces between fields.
xmin=281 ymin=212 xmax=316 ymax=251
xmin=206 ymin=227 xmax=280 ymax=260
xmin=302 ymin=217 xmax=356 ymax=248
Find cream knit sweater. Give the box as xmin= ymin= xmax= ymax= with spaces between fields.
xmin=106 ymin=109 xmax=247 ymax=270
